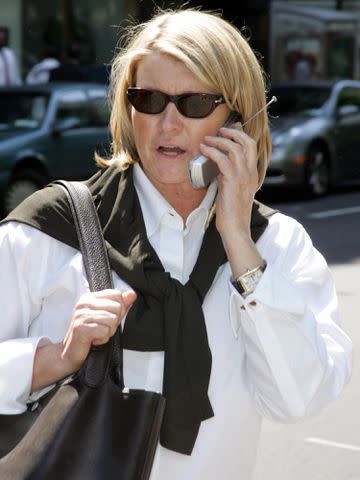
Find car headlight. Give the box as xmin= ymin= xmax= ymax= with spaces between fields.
xmin=272 ymin=127 xmax=301 ymax=149
xmin=271 ymin=127 xmax=306 ymax=166
xmin=272 ymin=134 xmax=287 ymax=149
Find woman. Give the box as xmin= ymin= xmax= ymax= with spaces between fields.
xmin=0 ymin=9 xmax=352 ymax=479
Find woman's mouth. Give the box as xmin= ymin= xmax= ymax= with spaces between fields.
xmin=158 ymin=146 xmax=185 ymax=156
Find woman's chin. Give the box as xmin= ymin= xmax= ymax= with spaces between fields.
xmin=154 ymin=163 xmax=190 ymax=185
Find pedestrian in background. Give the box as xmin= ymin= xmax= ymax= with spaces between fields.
xmin=26 ymin=46 xmax=60 ymax=85
xmin=0 ymin=28 xmax=21 ymax=86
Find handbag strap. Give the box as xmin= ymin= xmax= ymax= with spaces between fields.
xmin=54 ymin=180 xmax=118 ymax=389
xmin=55 ymin=180 xmax=113 ymax=292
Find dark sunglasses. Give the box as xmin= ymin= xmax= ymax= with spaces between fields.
xmin=126 ymin=87 xmax=226 ymax=118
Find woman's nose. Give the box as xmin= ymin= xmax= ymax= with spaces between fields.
xmin=159 ymin=102 xmax=183 ymax=132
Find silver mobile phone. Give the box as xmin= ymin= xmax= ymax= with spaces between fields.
xmin=188 ymin=96 xmax=277 ymax=189
xmin=188 ymin=111 xmax=241 ymax=189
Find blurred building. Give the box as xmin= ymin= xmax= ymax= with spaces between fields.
xmin=0 ymin=0 xmax=271 ymax=81
xmin=271 ymin=1 xmax=360 ymax=82
xmin=1 ymin=0 xmax=360 ymax=84
xmin=0 ymin=0 xmax=138 ymax=79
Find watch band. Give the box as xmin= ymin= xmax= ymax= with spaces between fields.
xmin=232 ymin=260 xmax=267 ymax=296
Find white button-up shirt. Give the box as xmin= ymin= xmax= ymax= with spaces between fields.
xmin=26 ymin=58 xmax=61 ymax=85
xmin=0 ymin=164 xmax=352 ymax=479
xmin=0 ymin=46 xmax=21 ymax=86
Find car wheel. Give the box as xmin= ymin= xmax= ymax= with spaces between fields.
xmin=3 ymin=169 xmax=47 ymax=215
xmin=305 ymin=146 xmax=330 ymax=196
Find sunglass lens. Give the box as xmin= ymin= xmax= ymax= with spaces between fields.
xmin=179 ymin=94 xmax=215 ymax=118
xmin=129 ymin=90 xmax=166 ymax=114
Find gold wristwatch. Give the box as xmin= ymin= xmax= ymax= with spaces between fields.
xmin=232 ymin=260 xmax=267 ymax=296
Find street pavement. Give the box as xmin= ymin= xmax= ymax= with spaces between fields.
xmin=253 ymin=186 xmax=360 ymax=480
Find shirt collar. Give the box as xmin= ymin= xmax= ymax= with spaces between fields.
xmin=133 ymin=163 xmax=218 ymax=237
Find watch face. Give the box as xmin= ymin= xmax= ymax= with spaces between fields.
xmin=241 ymin=269 xmax=263 ymax=292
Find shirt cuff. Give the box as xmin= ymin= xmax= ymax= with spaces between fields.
xmin=231 ymin=263 xmax=305 ymax=313
xmin=228 ymin=263 xmax=306 ymax=338
xmin=0 ymin=336 xmax=51 ymax=413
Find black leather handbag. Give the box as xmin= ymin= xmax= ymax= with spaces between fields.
xmin=0 ymin=180 xmax=165 ymax=480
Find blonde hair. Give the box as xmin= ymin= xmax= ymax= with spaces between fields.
xmin=97 ymin=8 xmax=271 ymax=188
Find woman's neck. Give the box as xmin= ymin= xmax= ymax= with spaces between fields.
xmin=160 ymin=184 xmax=207 ymax=223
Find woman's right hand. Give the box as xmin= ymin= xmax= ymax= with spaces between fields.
xmin=31 ymin=289 xmax=136 ymax=392
xmin=61 ymin=289 xmax=137 ymax=372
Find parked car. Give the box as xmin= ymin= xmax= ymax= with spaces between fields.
xmin=265 ymin=80 xmax=360 ymax=195
xmin=0 ymin=82 xmax=110 ymax=215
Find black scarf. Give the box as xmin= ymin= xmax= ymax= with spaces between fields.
xmin=3 ymin=165 xmax=275 ymax=455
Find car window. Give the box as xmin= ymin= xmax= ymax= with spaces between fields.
xmin=0 ymin=93 xmax=49 ymax=130
xmin=55 ymin=100 xmax=92 ymax=128
xmin=55 ymin=90 xmax=109 ymax=128
xmin=337 ymin=88 xmax=360 ymax=111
